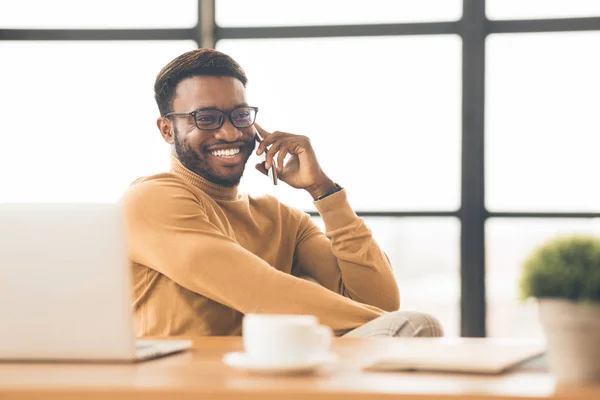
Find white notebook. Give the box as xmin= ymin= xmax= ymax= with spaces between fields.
xmin=364 ymin=338 xmax=546 ymax=374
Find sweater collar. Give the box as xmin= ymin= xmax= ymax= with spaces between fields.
xmin=170 ymin=155 xmax=239 ymax=200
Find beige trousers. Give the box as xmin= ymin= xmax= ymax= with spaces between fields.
xmin=343 ymin=311 xmax=444 ymax=338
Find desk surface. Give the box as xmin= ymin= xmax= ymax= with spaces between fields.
xmin=1 ymin=337 xmax=599 ymax=400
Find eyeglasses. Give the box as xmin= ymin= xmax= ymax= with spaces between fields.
xmin=164 ymin=106 xmax=259 ymax=131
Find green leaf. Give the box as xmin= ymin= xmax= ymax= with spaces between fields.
xmin=520 ymin=235 xmax=600 ymax=303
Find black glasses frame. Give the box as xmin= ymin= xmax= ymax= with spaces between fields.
xmin=164 ymin=105 xmax=259 ymax=131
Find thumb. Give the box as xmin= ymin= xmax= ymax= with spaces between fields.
xmin=255 ymin=162 xmax=268 ymax=176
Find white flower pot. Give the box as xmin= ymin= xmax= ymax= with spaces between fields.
xmin=538 ymin=298 xmax=600 ymax=383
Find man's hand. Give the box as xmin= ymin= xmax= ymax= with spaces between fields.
xmin=254 ymin=123 xmax=337 ymax=200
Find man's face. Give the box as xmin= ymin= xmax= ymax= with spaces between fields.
xmin=161 ymin=76 xmax=256 ymax=187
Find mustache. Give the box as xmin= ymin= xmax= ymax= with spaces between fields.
xmin=202 ymin=139 xmax=256 ymax=152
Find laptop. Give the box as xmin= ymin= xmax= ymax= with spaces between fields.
xmin=0 ymin=203 xmax=192 ymax=362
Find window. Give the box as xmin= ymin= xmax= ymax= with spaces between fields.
xmin=219 ymin=36 xmax=462 ymax=212
xmin=486 ymin=32 xmax=600 ymax=212
xmin=487 ymin=0 xmax=600 ymax=20
xmin=0 ymin=0 xmax=197 ymax=29
xmin=216 ymin=0 xmax=462 ymax=27
xmin=5 ymin=0 xmax=600 ymax=338
xmin=0 ymin=41 xmax=197 ymax=202
xmin=486 ymin=218 xmax=600 ymax=337
xmin=313 ymin=216 xmax=460 ymax=336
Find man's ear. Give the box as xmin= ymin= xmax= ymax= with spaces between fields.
xmin=157 ymin=117 xmax=175 ymax=144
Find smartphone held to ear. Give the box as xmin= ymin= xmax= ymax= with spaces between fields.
xmin=266 ymin=158 xmax=278 ymax=185
xmin=255 ymin=135 xmax=278 ymax=185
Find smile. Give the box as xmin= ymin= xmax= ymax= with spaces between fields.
xmin=210 ymin=148 xmax=241 ymax=158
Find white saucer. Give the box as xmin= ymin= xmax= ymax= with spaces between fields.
xmin=222 ymin=352 xmax=338 ymax=375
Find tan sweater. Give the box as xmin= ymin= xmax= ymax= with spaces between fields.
xmin=122 ymin=156 xmax=400 ymax=337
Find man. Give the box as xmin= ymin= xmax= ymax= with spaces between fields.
xmin=123 ymin=49 xmax=443 ymax=338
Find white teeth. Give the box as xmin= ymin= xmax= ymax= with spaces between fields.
xmin=211 ymin=148 xmax=240 ymax=158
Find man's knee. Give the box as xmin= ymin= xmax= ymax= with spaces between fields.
xmin=388 ymin=310 xmax=444 ymax=338
xmin=343 ymin=310 xmax=444 ymax=338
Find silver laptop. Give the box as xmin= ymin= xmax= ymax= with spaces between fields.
xmin=0 ymin=203 xmax=192 ymax=362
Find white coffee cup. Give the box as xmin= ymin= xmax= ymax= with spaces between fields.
xmin=242 ymin=314 xmax=333 ymax=364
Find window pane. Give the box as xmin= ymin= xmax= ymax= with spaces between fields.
xmin=487 ymin=0 xmax=600 ymax=20
xmin=216 ymin=0 xmax=462 ymax=27
xmin=0 ymin=41 xmax=197 ymax=202
xmin=219 ymin=36 xmax=462 ymax=212
xmin=486 ymin=218 xmax=600 ymax=338
xmin=486 ymin=32 xmax=600 ymax=212
xmin=312 ymin=217 xmax=460 ymax=337
xmin=0 ymin=0 xmax=197 ymax=29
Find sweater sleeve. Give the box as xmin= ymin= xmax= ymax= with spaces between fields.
xmin=122 ymin=178 xmax=384 ymax=334
xmin=292 ymin=189 xmax=400 ymax=312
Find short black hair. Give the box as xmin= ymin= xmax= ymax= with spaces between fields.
xmin=154 ymin=49 xmax=248 ymax=116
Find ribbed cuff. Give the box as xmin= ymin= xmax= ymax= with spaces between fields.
xmin=313 ymin=189 xmax=358 ymax=232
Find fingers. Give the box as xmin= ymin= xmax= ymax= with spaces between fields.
xmin=264 ymin=141 xmax=283 ymax=170
xmin=255 ymin=162 xmax=268 ymax=176
xmin=254 ymin=127 xmax=309 ymax=176
xmin=276 ymin=147 xmax=289 ymax=174
xmin=254 ymin=122 xmax=271 ymax=140
xmin=256 ymin=131 xmax=282 ymax=156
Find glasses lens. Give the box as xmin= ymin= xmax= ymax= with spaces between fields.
xmin=231 ymin=107 xmax=256 ymax=128
xmin=195 ymin=110 xmax=223 ymax=129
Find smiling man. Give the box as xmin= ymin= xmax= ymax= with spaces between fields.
xmin=123 ymin=49 xmax=443 ymax=338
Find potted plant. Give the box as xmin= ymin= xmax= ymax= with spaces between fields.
xmin=520 ymin=235 xmax=600 ymax=383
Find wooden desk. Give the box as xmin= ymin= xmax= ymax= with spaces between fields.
xmin=1 ymin=337 xmax=599 ymax=400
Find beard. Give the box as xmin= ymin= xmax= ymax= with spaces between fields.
xmin=173 ymin=126 xmax=255 ymax=187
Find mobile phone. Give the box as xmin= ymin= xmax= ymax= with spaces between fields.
xmin=255 ymin=135 xmax=278 ymax=185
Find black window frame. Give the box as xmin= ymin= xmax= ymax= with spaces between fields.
xmin=3 ymin=0 xmax=599 ymax=337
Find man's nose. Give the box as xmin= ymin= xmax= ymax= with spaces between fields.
xmin=214 ymin=119 xmax=242 ymax=142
